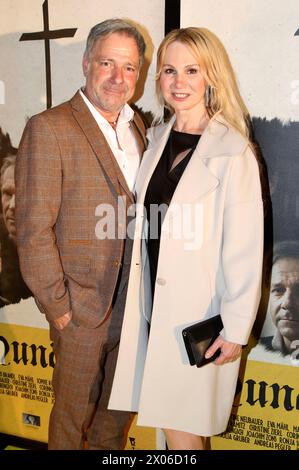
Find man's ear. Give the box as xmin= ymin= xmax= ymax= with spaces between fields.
xmin=82 ymin=55 xmax=90 ymax=77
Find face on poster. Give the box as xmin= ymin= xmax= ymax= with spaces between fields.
xmin=181 ymin=0 xmax=299 ymax=122
xmin=0 ymin=0 xmax=165 ymax=146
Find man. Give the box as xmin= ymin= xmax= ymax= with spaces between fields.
xmin=1 ymin=155 xmax=31 ymax=305
xmin=260 ymin=241 xmax=299 ymax=363
xmin=15 ymin=19 xmax=147 ymax=449
xmin=1 ymin=155 xmax=16 ymax=242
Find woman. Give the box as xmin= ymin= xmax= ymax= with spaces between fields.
xmin=109 ymin=27 xmax=263 ymax=450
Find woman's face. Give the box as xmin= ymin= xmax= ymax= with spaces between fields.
xmin=159 ymin=41 xmax=206 ymax=116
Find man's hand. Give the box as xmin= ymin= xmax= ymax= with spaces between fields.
xmin=53 ymin=311 xmax=72 ymax=331
xmin=205 ymin=335 xmax=242 ymax=365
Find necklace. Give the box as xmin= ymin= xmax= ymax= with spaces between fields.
xmin=107 ymin=119 xmax=117 ymax=129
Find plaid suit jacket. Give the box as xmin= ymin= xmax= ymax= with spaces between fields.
xmin=15 ymin=91 xmax=146 ymax=328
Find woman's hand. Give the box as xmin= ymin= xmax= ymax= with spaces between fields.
xmin=205 ymin=335 xmax=242 ymax=365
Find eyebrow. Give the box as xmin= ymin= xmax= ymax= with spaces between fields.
xmin=271 ymin=281 xmax=299 ymax=288
xmin=162 ymin=63 xmax=199 ymax=68
xmin=98 ymin=57 xmax=138 ymax=66
xmin=271 ymin=283 xmax=284 ymax=288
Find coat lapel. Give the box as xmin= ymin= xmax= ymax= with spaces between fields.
xmin=169 ymin=153 xmax=219 ymax=207
xmin=136 ymin=115 xmax=249 ymax=208
xmin=170 ymin=117 xmax=248 ymax=206
xmin=136 ymin=118 xmax=174 ymax=204
xmin=107 ymin=113 xmax=147 ymax=203
xmin=70 ymin=92 xmax=119 ymax=189
xmin=70 ymin=91 xmax=145 ymax=203
xmin=110 ymin=152 xmax=134 ymax=203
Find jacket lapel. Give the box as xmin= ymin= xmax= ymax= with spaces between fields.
xmin=110 ymin=151 xmax=134 ymax=203
xmin=111 ymin=113 xmax=147 ymax=203
xmin=170 ymin=117 xmax=248 ymax=205
xmin=136 ymin=115 xmax=220 ymax=206
xmin=137 ymin=114 xmax=248 ymax=208
xmin=169 ymin=153 xmax=219 ymax=207
xmin=130 ymin=112 xmax=147 ymax=154
xmin=70 ymin=91 xmax=146 ymax=204
xmin=137 ymin=118 xmax=174 ymax=205
xmin=70 ymin=91 xmax=119 ymax=190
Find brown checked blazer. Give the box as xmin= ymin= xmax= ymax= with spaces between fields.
xmin=15 ymin=91 xmax=146 ymax=329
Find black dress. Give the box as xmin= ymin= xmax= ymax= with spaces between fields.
xmin=144 ymin=129 xmax=200 ymax=296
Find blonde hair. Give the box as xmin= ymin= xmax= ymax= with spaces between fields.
xmin=155 ymin=27 xmax=251 ymax=139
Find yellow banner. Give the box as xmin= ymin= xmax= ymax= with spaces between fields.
xmin=0 ymin=323 xmax=53 ymax=442
xmin=212 ymin=359 xmax=299 ymax=450
xmin=0 ymin=321 xmax=157 ymax=448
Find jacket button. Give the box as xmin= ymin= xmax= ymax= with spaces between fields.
xmin=156 ymin=277 xmax=166 ymax=286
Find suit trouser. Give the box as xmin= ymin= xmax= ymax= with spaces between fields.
xmin=48 ymin=238 xmax=132 ymax=450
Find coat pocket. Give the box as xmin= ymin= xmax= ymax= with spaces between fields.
xmin=61 ymin=256 xmax=91 ymax=274
xmin=62 ymin=256 xmax=91 ymax=286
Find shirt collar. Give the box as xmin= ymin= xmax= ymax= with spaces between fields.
xmin=79 ymin=88 xmax=134 ymax=126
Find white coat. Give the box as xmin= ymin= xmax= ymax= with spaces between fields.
xmin=109 ymin=116 xmax=264 ymax=436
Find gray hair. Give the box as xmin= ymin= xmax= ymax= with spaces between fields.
xmin=1 ymin=154 xmax=15 ymax=186
xmin=84 ymin=18 xmax=146 ymax=67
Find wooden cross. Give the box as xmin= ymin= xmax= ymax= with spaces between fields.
xmin=20 ymin=0 xmax=77 ymax=109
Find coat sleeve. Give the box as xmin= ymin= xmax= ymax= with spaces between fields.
xmin=219 ymin=146 xmax=264 ymax=344
xmin=15 ymin=114 xmax=71 ymax=320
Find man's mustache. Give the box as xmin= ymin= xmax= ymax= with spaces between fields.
xmin=104 ymin=83 xmax=128 ymax=93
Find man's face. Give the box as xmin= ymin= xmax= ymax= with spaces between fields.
xmin=1 ymin=165 xmax=16 ymax=242
xmin=82 ymin=32 xmax=140 ymax=119
xmin=269 ymin=257 xmax=299 ymax=349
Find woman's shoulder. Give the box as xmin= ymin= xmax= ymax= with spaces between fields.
xmin=146 ymin=122 xmax=169 ymax=145
xmin=206 ymin=117 xmax=251 ymax=158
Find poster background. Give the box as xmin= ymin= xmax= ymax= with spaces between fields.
xmin=0 ymin=0 xmax=164 ymax=146
xmin=181 ymin=0 xmax=299 ymax=122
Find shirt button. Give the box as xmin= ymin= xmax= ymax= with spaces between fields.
xmin=156 ymin=278 xmax=166 ymax=286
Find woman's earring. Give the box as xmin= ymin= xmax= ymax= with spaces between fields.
xmin=205 ymin=85 xmax=212 ymax=108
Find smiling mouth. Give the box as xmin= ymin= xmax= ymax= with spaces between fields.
xmin=172 ymin=93 xmax=189 ymax=99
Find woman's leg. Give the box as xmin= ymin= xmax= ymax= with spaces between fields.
xmin=163 ymin=429 xmax=209 ymax=450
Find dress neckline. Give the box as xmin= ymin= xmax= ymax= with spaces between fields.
xmin=171 ymin=128 xmax=201 ymax=137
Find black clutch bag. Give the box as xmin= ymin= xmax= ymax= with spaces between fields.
xmin=182 ymin=314 xmax=223 ymax=367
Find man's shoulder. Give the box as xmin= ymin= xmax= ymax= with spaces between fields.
xmin=146 ymin=121 xmax=169 ymax=145
xmin=28 ymin=91 xmax=81 ymax=127
xmin=30 ymin=98 xmax=72 ymax=123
